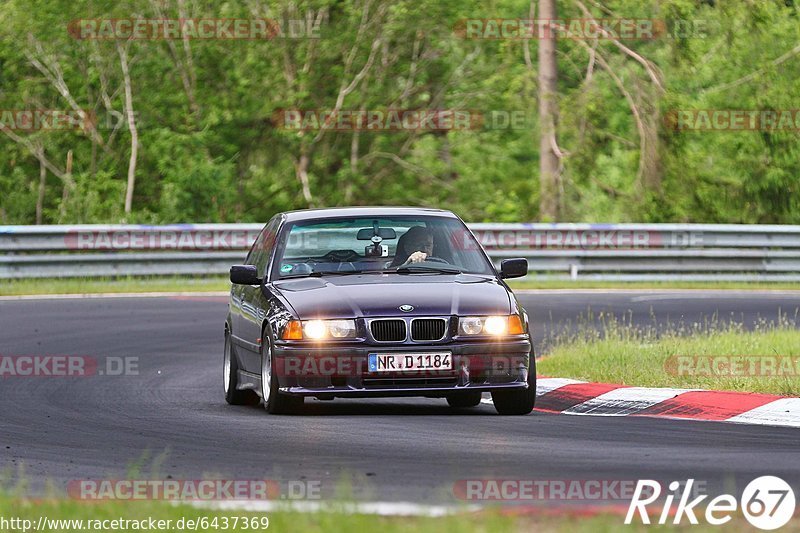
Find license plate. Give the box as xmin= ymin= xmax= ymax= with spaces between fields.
xmin=368 ymin=352 xmax=452 ymax=372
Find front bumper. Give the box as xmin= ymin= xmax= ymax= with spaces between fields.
xmin=272 ymin=338 xmax=532 ymax=398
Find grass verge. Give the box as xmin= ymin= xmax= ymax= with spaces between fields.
xmin=0 ymin=495 xmax=779 ymax=533
xmin=0 ymin=277 xmax=230 ymax=296
xmin=2 ymin=276 xmax=800 ymax=296
xmin=539 ymin=316 xmax=800 ymax=395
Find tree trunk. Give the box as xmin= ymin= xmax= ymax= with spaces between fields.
xmin=295 ymin=150 xmax=314 ymax=207
xmin=538 ymin=0 xmax=560 ymax=221
xmin=347 ymin=131 xmax=359 ymax=204
xmin=639 ymin=84 xmax=663 ymax=198
xmin=36 ymin=159 xmax=46 ymax=224
xmin=60 ymin=150 xmax=73 ymax=222
xmin=118 ymin=43 xmax=138 ymax=215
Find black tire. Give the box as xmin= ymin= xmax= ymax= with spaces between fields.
xmin=446 ymin=391 xmax=483 ymax=408
xmin=491 ymin=354 xmax=537 ymax=415
xmin=261 ymin=328 xmax=304 ymax=415
xmin=224 ymin=330 xmax=259 ymax=405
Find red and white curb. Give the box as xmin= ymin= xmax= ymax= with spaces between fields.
xmin=483 ymin=378 xmax=800 ymax=428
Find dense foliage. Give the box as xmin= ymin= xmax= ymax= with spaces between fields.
xmin=1 ymin=0 xmax=798 ymax=224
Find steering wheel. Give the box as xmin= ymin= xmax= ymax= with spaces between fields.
xmin=322 ymin=249 xmax=360 ymax=262
xmin=422 ymin=256 xmax=450 ymax=264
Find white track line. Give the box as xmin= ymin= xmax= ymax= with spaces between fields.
xmin=0 ymin=291 xmax=229 ymax=301
xmin=183 ymin=499 xmax=479 ymax=517
xmin=630 ymin=293 xmax=800 ymax=302
xmin=514 ymin=289 xmax=800 ymax=295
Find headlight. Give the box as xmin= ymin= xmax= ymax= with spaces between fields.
xmin=483 ymin=316 xmax=508 ymax=335
xmin=326 ymin=320 xmax=357 ymax=338
xmin=282 ymin=319 xmax=357 ymax=340
xmin=458 ymin=315 xmax=525 ymax=336
xmin=303 ymin=320 xmax=328 ymax=339
xmin=460 ymin=317 xmax=483 ymax=335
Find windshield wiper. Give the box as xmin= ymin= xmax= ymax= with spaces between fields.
xmin=279 ymin=270 xmax=383 ymax=280
xmin=394 ymin=265 xmax=462 ymax=275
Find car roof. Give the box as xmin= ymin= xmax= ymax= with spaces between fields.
xmin=280 ymin=206 xmax=458 ymax=222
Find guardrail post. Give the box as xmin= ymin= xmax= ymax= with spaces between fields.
xmin=570 ymin=263 xmax=579 ymax=281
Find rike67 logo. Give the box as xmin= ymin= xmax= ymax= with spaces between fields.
xmin=626 ymin=477 xmax=796 ymax=530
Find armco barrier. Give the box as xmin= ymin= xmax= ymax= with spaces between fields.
xmin=1 ymin=223 xmax=800 ymax=281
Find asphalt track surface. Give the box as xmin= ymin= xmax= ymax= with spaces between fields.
xmin=1 ymin=291 xmax=799 ymax=504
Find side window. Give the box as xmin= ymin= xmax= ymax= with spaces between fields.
xmin=249 ymin=216 xmax=280 ymax=278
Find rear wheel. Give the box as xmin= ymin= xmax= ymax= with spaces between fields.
xmin=491 ymin=355 xmax=536 ymax=415
xmin=261 ymin=330 xmax=304 ymax=414
xmin=224 ymin=330 xmax=258 ymax=405
xmin=446 ymin=391 xmax=483 ymax=408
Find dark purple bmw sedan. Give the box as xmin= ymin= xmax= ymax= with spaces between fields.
xmin=224 ymin=207 xmax=535 ymax=415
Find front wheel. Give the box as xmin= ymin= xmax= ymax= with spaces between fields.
xmin=491 ymin=356 xmax=536 ymax=415
xmin=224 ymin=330 xmax=259 ymax=406
xmin=261 ymin=332 xmax=304 ymax=415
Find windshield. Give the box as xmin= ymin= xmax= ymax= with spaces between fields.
xmin=272 ymin=216 xmax=494 ymax=279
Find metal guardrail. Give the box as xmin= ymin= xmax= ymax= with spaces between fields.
xmin=2 ymin=223 xmax=800 ymax=281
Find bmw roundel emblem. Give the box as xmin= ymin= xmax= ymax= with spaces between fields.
xmin=399 ymin=304 xmax=414 ymax=312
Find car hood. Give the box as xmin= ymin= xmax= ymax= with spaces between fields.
xmin=272 ymin=274 xmax=512 ymax=318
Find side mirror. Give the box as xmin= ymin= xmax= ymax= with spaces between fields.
xmin=500 ymin=258 xmax=528 ymax=279
xmin=230 ymin=265 xmax=261 ymax=285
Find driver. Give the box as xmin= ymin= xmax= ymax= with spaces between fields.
xmin=390 ymin=226 xmax=434 ymax=267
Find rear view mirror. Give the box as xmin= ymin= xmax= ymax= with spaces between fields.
xmin=500 ymin=258 xmax=528 ymax=279
xmin=357 ymin=228 xmax=397 ymax=240
xmin=230 ymin=265 xmax=261 ymax=285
